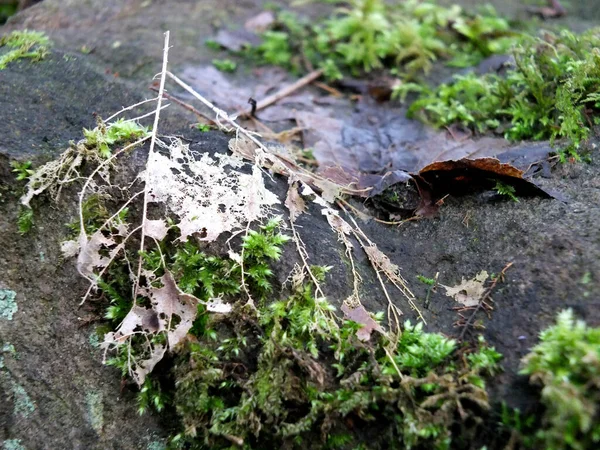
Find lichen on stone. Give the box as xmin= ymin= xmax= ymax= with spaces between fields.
xmin=0 ymin=289 xmax=18 ymax=320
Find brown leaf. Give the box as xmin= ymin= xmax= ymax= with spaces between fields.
xmin=341 ymin=303 xmax=383 ymax=341
xmin=285 ymin=181 xmax=307 ymax=222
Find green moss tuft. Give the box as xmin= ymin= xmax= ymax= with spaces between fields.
xmin=518 ymin=309 xmax=600 ymax=450
xmin=0 ymin=30 xmax=51 ymax=70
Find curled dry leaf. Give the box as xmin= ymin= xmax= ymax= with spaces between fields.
xmin=442 ymin=270 xmax=489 ymax=307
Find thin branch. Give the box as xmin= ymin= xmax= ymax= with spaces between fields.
xmin=149 ymin=87 xmax=216 ymax=125
xmin=132 ymin=31 xmax=171 ymax=302
xmin=104 ymin=97 xmax=159 ymax=123
xmin=234 ymin=69 xmax=324 ymax=119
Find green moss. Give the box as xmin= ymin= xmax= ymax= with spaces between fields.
xmin=17 ymin=208 xmax=34 ymax=235
xmin=168 ymin=281 xmax=501 ymax=449
xmin=212 ymin=58 xmax=237 ymax=73
xmin=0 ymin=30 xmax=51 ymax=70
xmin=83 ymin=117 xmax=149 ymax=158
xmin=518 ymin=309 xmax=600 ymax=450
xmin=241 ymin=0 xmax=517 ymax=79
xmin=406 ymin=29 xmax=600 ymax=160
xmin=0 ymin=289 xmax=18 ymax=321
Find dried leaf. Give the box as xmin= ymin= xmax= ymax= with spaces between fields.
xmin=285 ymin=181 xmax=307 ymax=222
xmin=442 ymin=271 xmax=489 ymax=307
xmin=341 ymin=303 xmax=383 ymax=341
xmin=213 ymin=28 xmax=261 ymax=52
xmin=77 ymin=230 xmax=116 ymax=278
xmin=144 ymin=219 xmax=169 ymax=240
xmin=148 ymin=138 xmax=278 ymax=242
xmin=150 ymin=270 xmax=200 ymax=348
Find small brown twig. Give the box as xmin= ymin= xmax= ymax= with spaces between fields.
xmin=456 ymin=262 xmax=514 ymax=341
xmin=234 ymin=69 xmax=324 ymax=118
xmin=149 ymin=87 xmax=216 ymax=125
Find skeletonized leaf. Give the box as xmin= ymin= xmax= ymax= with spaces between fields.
xmin=149 ymin=139 xmax=278 ymax=242
xmin=442 ymin=271 xmax=489 ymax=307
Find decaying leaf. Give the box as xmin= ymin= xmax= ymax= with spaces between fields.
xmin=144 ymin=219 xmax=169 ymax=240
xmin=148 ymin=138 xmax=279 ymax=241
xmin=77 ymin=230 xmax=117 ymax=279
xmin=285 ymin=180 xmax=307 ymax=222
xmin=150 ymin=270 xmax=201 ymax=348
xmin=442 ymin=271 xmax=489 ymax=307
xmin=341 ymin=303 xmax=383 ymax=341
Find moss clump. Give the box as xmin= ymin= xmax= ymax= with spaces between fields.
xmin=405 ymin=29 xmax=600 ymax=159
xmin=241 ymin=0 xmax=517 ymax=79
xmin=169 ymin=281 xmax=501 ymax=450
xmin=92 ymin=213 xmax=502 ymax=449
xmin=517 ymin=309 xmax=600 ymax=450
xmin=83 ymin=117 xmax=149 ymax=158
xmin=0 ymin=30 xmax=50 ymax=70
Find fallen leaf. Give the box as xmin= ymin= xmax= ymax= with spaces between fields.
xmin=341 ymin=303 xmax=383 ymax=341
xmin=442 ymin=271 xmax=489 ymax=307
xmin=285 ymin=180 xmax=307 ymax=222
xmin=244 ymin=11 xmax=275 ymax=33
xmin=144 ymin=219 xmax=169 ymax=240
xmin=213 ymin=28 xmax=261 ymax=52
xmin=150 ymin=270 xmax=201 ymax=348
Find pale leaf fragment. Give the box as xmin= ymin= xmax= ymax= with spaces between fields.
xmin=341 ymin=303 xmax=383 ymax=341
xmin=77 ymin=230 xmax=117 ymax=279
xmin=206 ymin=297 xmax=233 ymax=314
xmin=150 ymin=270 xmax=200 ymax=348
xmin=144 ymin=219 xmax=169 ymax=240
xmin=61 ymin=239 xmax=80 ymax=258
xmin=285 ymin=181 xmax=307 ymax=222
xmin=442 ymin=271 xmax=489 ymax=307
